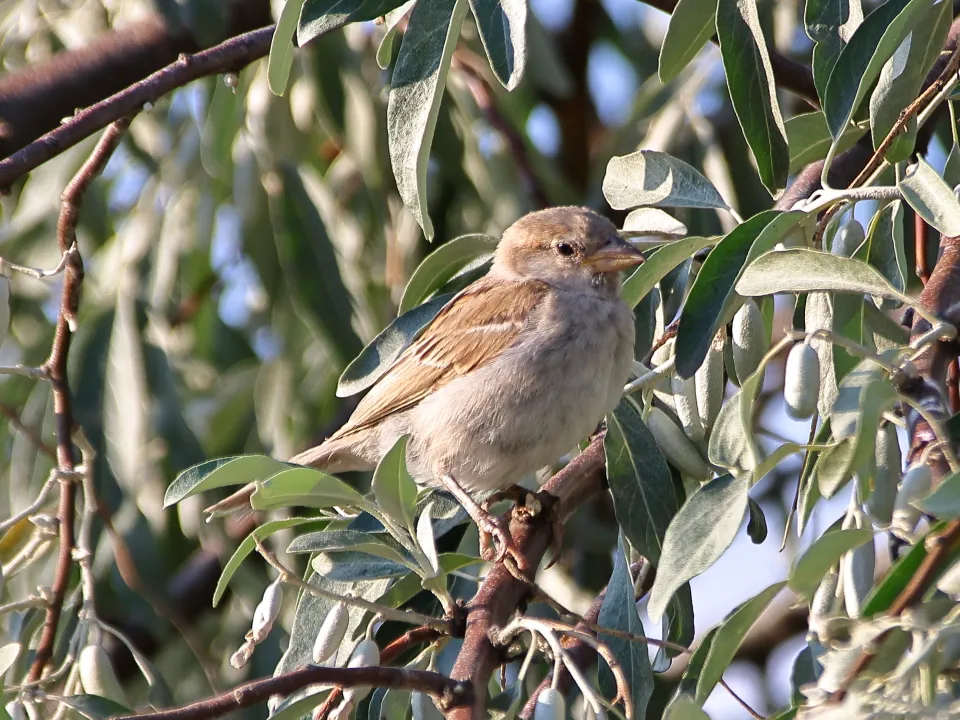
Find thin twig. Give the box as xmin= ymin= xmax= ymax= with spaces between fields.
xmin=0 ymin=27 xmax=274 ymax=192
xmin=314 ymin=626 xmax=442 ymax=720
xmin=113 ymin=664 xmax=469 ymax=720
xmin=253 ymin=536 xmax=450 ymax=632
xmin=719 ymin=678 xmax=764 ymax=720
xmin=26 ymin=117 xmax=130 ymax=682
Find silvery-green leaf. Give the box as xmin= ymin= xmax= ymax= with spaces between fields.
xmin=804 ymin=0 xmax=863 ymax=100
xmin=736 ymin=248 xmax=911 ymax=306
xmin=268 ymin=0 xmax=307 ymax=95
xmin=786 ymin=112 xmax=868 ymax=175
xmin=338 ymin=293 xmax=452 ymax=397
xmin=372 ymin=436 xmax=419 ymax=530
xmin=648 ymin=474 xmax=749 ymax=622
xmin=716 ymin=0 xmax=789 ymax=193
xmin=621 ymin=235 xmax=714 ymax=309
xmin=622 ymin=208 xmax=688 ymax=238
xmin=856 ymin=200 xmax=906 ymax=296
xmin=868 ymin=0 xmax=949 ymax=148
xmin=602 ymin=150 xmax=730 ymax=211
xmin=469 ymin=0 xmax=526 ymax=90
xmin=914 ymin=470 xmax=960 ymax=518
xmin=387 ymin=0 xmax=469 ymax=239
xmin=399 ymin=233 xmax=497 ymax=313
xmin=899 ymin=157 xmax=960 ymax=237
xmin=822 ymin=0 xmax=929 ymax=140
xmin=164 ymin=455 xmax=292 ymax=507
xmin=788 ymin=527 xmax=874 ymax=599
xmin=377 ymin=0 xmax=416 ymax=69
xmin=944 ymin=143 xmax=960 ymax=187
xmin=657 ymin=0 xmax=718 ymax=83
xmin=416 ymin=502 xmax=440 ymax=575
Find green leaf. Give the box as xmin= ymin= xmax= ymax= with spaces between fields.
xmin=622 ymin=208 xmax=689 ymax=237
xmin=213 ymin=518 xmax=325 ymax=606
xmin=54 ymin=695 xmax=132 ymax=720
xmin=804 ymin=0 xmax=862 ymax=100
xmin=605 ymin=399 xmax=694 ymax=662
xmin=669 ymin=627 xmax=718 ymax=707
xmin=675 ymin=210 xmax=802 ymax=378
xmin=375 ymin=553 xmax=482 ymax=608
xmin=598 ymin=538 xmax=653 ymax=719
xmin=658 ymin=0 xmax=718 ymax=83
xmin=268 ymin=0 xmax=307 ymax=95
xmin=786 ymin=112 xmax=868 ymax=175
xmin=251 ymin=468 xmax=369 ymax=510
xmin=163 ymin=455 xmax=291 ymax=507
xmin=387 ymin=0 xmax=469 ymax=239
xmin=372 ymin=436 xmax=419 ymax=530
xmin=269 ymin=689 xmax=331 ymax=720
xmin=319 ymin=552 xmax=410 ymax=582
xmin=861 ymin=526 xmax=935 ymax=615
xmin=716 ymin=0 xmax=789 ymax=193
xmin=469 ymin=0 xmax=526 ymax=90
xmin=944 ymin=143 xmax=960 ymax=187
xmin=708 ymin=362 xmax=765 ymax=476
xmin=856 ymin=200 xmax=906 ymax=296
xmin=899 ymin=157 xmax=960 ymax=237
xmin=664 ymin=697 xmax=711 ymax=720
xmin=746 ymin=497 xmax=767 ymax=543
xmin=695 ymin=582 xmax=785 ymax=703
xmin=271 ymin=165 xmax=363 ymax=363
xmin=823 ymin=0 xmax=930 ymax=140
xmin=337 ymin=293 xmax=452 ymax=397
xmin=869 ymin=0 xmax=950 ymax=148
xmin=788 ymin=527 xmax=874 ymax=599
xmin=814 ymin=438 xmax=855 ymax=498
xmin=736 ymin=248 xmax=912 ymax=306
xmin=648 ymin=474 xmax=749 ymax=622
xmin=289 ymin=528 xmax=416 ymax=567
xmin=399 ymin=234 xmax=497 ymax=313
xmin=602 ymin=150 xmax=730 ymax=211
xmin=914 ymin=471 xmax=960 ymax=518
xmin=377 ymin=1 xmax=416 ymax=69
xmin=621 ymin=236 xmax=714 ymax=308
xmin=298 ymin=0 xmax=366 ymax=46
xmin=605 ymin=398 xmax=680 ymax=565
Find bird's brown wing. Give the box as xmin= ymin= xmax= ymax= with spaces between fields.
xmin=331 ymin=277 xmax=549 ymax=439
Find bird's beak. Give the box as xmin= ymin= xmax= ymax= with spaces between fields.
xmin=582 ymin=238 xmax=646 ymax=272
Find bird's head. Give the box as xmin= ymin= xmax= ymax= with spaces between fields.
xmin=493 ymin=206 xmax=645 ymax=293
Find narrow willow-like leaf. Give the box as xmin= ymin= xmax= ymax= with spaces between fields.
xmin=399 ymin=234 xmax=497 ymax=313
xmin=856 ymin=200 xmax=906 ymax=295
xmin=387 ymin=0 xmax=469 ymax=239
xmin=268 ymin=0 xmax=307 ymax=95
xmin=658 ymin=0 xmax=718 ymax=83
xmin=899 ymin=157 xmax=960 ymax=237
xmin=716 ymin=0 xmax=789 ymax=193
xmin=621 ymin=235 xmax=714 ymax=308
xmin=788 ymin=527 xmax=874 ymax=599
xmin=337 ymin=294 xmax=452 ymax=397
xmin=823 ymin=0 xmax=930 ymax=140
xmin=372 ymin=436 xmax=419 ymax=530
xmin=598 ymin=539 xmax=653 ymax=718
xmin=805 ymin=0 xmax=863 ymax=100
xmin=469 ymin=0 xmax=526 ymax=90
xmin=648 ymin=474 xmax=749 ymax=622
xmin=164 ymin=455 xmax=291 ymax=507
xmin=785 ymin=112 xmax=868 ymax=175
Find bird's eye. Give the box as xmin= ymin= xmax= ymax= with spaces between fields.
xmin=555 ymin=242 xmax=575 ymax=257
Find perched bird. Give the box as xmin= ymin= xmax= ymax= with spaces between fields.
xmin=207 ymin=206 xmax=644 ymax=569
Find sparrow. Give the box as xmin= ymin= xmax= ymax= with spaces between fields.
xmin=206 ymin=206 xmax=644 ymax=570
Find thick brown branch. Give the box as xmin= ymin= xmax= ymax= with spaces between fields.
xmin=0 ymin=0 xmax=271 ymax=159
xmin=0 ymin=27 xmax=274 ymax=192
xmin=445 ymin=437 xmax=607 ymax=719
xmin=115 ymin=664 xmax=467 ymax=720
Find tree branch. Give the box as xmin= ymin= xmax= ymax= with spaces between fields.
xmin=0 ymin=26 xmax=274 ymax=192
xmin=445 ymin=437 xmax=608 ymax=718
xmin=114 ymin=664 xmax=468 ymax=720
xmin=26 ymin=117 xmax=130 ymax=682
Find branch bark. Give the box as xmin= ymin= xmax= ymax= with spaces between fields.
xmin=444 ymin=437 xmax=608 ymax=718
xmin=0 ymin=26 xmax=274 ymax=192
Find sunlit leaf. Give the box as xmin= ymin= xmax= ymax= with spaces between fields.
xmin=387 ymin=0 xmax=469 ymax=239
xmin=648 ymin=474 xmax=749 ymax=622
xmin=603 ymin=150 xmax=730 ymax=211
xmin=268 ymin=0 xmax=307 ymax=95
xmin=399 ymin=234 xmax=497 ymax=313
xmin=788 ymin=527 xmax=874 ymax=599
xmin=469 ymin=0 xmax=526 ymax=89
xmin=372 ymin=436 xmax=419 ymax=530
xmin=251 ymin=468 xmax=369 ymax=510
xmin=804 ymin=0 xmax=862 ymax=99
xmin=621 ymin=235 xmax=713 ymax=308
xmin=786 ymin=112 xmax=868 ymax=175
xmin=716 ymin=0 xmax=788 ymax=192
xmin=289 ymin=528 xmax=416 ymax=567
xmin=899 ymin=157 xmax=960 ymax=237
xmin=163 ymin=455 xmax=291 ymax=507
xmin=658 ymin=0 xmax=718 ymax=83
xmin=914 ymin=471 xmax=960 ymax=518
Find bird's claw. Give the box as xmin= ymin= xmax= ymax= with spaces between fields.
xmin=478 ymin=511 xmax=529 ymax=575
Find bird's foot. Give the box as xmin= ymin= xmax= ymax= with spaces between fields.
xmin=482 ymin=485 xmax=541 ymax=520
xmin=477 ymin=509 xmax=530 ymax=576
